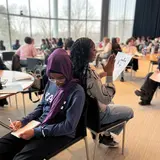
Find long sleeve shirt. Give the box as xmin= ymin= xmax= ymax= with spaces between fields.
xmin=20 ymin=82 xmax=85 ymax=138
xmin=16 ymin=44 xmax=37 ymax=60
xmin=87 ymin=67 xmax=115 ymax=112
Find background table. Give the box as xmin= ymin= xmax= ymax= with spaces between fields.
xmin=0 ymin=70 xmax=34 ymax=100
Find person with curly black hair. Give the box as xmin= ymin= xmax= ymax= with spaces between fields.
xmin=70 ymin=37 xmax=134 ymax=147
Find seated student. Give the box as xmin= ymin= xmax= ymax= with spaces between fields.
xmin=57 ymin=38 xmax=63 ymax=48
xmin=16 ymin=37 xmax=37 ymax=67
xmin=0 ymin=40 xmax=6 ymax=50
xmin=95 ymin=37 xmax=112 ymax=67
xmin=64 ymin=38 xmax=74 ymax=55
xmin=0 ymin=49 xmax=85 ymax=160
xmin=40 ymin=39 xmax=48 ymax=51
xmin=122 ymin=37 xmax=139 ymax=72
xmin=70 ymin=37 xmax=134 ymax=147
xmin=135 ymin=58 xmax=160 ymax=105
xmin=12 ymin=40 xmax=20 ymax=50
xmin=112 ymin=37 xmax=125 ymax=82
xmin=0 ymin=57 xmax=9 ymax=107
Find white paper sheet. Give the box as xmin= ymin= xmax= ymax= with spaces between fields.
xmin=11 ymin=120 xmax=41 ymax=138
xmin=0 ymin=84 xmax=23 ymax=94
xmin=113 ymin=52 xmax=133 ymax=81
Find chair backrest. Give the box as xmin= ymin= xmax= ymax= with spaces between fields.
xmin=11 ymin=54 xmax=21 ymax=71
xmin=2 ymin=51 xmax=15 ymax=61
xmin=86 ymin=95 xmax=101 ymax=132
xmin=27 ymin=58 xmax=44 ymax=71
xmin=74 ymin=99 xmax=88 ymax=138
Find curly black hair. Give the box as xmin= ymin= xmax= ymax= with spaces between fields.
xmin=70 ymin=37 xmax=94 ymax=91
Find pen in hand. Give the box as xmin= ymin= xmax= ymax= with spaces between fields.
xmin=8 ymin=118 xmax=16 ymax=130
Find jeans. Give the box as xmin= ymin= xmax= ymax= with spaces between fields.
xmin=100 ymin=104 xmax=134 ymax=135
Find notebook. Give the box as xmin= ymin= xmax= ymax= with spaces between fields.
xmin=11 ymin=120 xmax=41 ymax=138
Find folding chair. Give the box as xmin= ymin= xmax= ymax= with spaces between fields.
xmin=86 ymin=97 xmax=127 ymax=160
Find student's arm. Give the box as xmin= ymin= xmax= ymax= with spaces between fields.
xmin=34 ymin=88 xmax=85 ymax=137
xmin=16 ymin=47 xmax=21 ymax=56
xmin=31 ymin=45 xmax=38 ymax=57
xmin=87 ymin=70 xmax=115 ymax=105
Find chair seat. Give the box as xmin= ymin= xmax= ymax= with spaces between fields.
xmin=45 ymin=136 xmax=85 ymax=159
xmin=21 ymin=88 xmax=40 ymax=94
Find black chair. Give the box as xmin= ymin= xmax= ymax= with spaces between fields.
xmin=86 ymin=97 xmax=127 ymax=160
xmin=27 ymin=58 xmax=44 ymax=71
xmin=45 ymin=104 xmax=90 ymax=160
xmin=1 ymin=51 xmax=15 ymax=62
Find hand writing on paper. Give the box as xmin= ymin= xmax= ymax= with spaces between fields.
xmin=101 ymin=54 xmax=115 ymax=76
xmin=9 ymin=121 xmax=22 ymax=131
xmin=19 ymin=129 xmax=34 ymax=140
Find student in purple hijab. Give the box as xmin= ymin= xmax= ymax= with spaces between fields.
xmin=0 ymin=49 xmax=85 ymax=160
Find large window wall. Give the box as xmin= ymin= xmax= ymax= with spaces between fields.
xmin=0 ymin=0 xmax=102 ymax=49
xmin=108 ymin=0 xmax=136 ymax=43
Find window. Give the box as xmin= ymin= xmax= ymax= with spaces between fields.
xmin=71 ymin=0 xmax=86 ymax=20
xmin=125 ymin=0 xmax=136 ymax=20
xmin=108 ymin=0 xmax=136 ymax=43
xmin=31 ymin=18 xmax=50 ymax=46
xmin=87 ymin=0 xmax=102 ymax=20
xmin=0 ymin=0 xmax=7 ymax=13
xmin=58 ymin=20 xmax=68 ymax=38
xmin=10 ymin=16 xmax=30 ymax=45
xmin=58 ymin=0 xmax=68 ymax=19
xmin=51 ymin=20 xmax=58 ymax=38
xmin=108 ymin=21 xmax=124 ymax=40
xmin=0 ymin=14 xmax=10 ymax=48
xmin=87 ymin=21 xmax=100 ymax=42
xmin=8 ymin=0 xmax=29 ymax=15
xmin=71 ymin=21 xmax=86 ymax=40
xmin=30 ymin=0 xmax=49 ymax=17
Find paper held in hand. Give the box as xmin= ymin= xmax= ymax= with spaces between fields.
xmin=11 ymin=120 xmax=41 ymax=138
xmin=150 ymin=72 xmax=160 ymax=83
xmin=113 ymin=52 xmax=133 ymax=81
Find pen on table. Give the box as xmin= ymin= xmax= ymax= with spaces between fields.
xmin=8 ymin=118 xmax=15 ymax=130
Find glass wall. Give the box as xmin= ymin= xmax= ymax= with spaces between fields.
xmin=0 ymin=0 xmax=102 ymax=49
xmin=108 ymin=0 xmax=136 ymax=43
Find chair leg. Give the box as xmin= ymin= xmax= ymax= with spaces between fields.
xmin=84 ymin=136 xmax=90 ymax=160
xmin=151 ymin=64 xmax=153 ymax=72
xmin=15 ymin=94 xmax=18 ymax=109
xmin=148 ymin=62 xmax=151 ymax=73
xmin=122 ymin=122 xmax=126 ymax=155
xmin=8 ymin=97 xmax=11 ymax=107
xmin=22 ymin=94 xmax=26 ymax=116
xmin=93 ymin=133 xmax=99 ymax=160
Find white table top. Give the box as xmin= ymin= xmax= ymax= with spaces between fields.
xmin=0 ymin=70 xmax=34 ymax=99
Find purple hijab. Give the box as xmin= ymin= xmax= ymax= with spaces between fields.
xmin=42 ymin=48 xmax=78 ymax=124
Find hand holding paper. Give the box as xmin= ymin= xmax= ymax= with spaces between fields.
xmin=101 ymin=54 xmax=115 ymax=75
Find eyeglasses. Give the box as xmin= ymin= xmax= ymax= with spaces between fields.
xmin=49 ymin=78 xmax=66 ymax=84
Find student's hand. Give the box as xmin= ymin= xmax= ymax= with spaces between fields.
xmin=19 ymin=129 xmax=34 ymax=140
xmin=101 ymin=54 xmax=115 ymax=76
xmin=10 ymin=121 xmax=22 ymax=131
